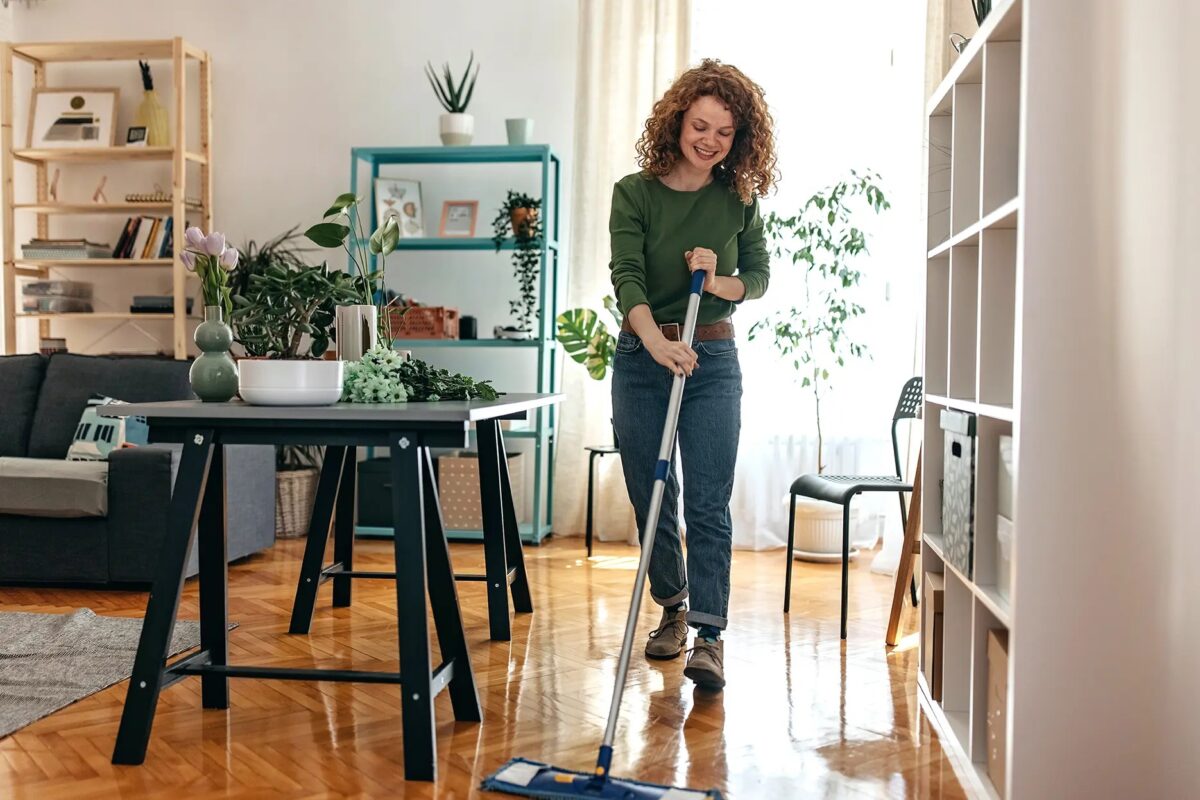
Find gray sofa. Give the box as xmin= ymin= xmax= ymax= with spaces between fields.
xmin=0 ymin=353 xmax=274 ymax=585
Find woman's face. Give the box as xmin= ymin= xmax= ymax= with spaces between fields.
xmin=678 ymin=95 xmax=735 ymax=173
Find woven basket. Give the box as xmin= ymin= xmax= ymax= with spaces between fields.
xmin=275 ymin=468 xmax=318 ymax=538
xmin=389 ymin=306 xmax=460 ymax=339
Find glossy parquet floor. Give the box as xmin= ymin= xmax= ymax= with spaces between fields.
xmin=0 ymin=537 xmax=966 ymax=799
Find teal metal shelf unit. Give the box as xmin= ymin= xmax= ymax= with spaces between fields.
xmin=348 ymin=144 xmax=562 ymax=544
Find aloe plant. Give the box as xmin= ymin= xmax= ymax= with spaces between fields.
xmin=556 ymin=297 xmax=622 ymax=380
xmin=425 ymin=52 xmax=479 ymax=114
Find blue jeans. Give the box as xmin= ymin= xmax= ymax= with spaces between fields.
xmin=611 ymin=330 xmax=742 ymax=630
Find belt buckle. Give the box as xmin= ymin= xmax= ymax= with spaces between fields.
xmin=659 ymin=322 xmax=681 ymax=341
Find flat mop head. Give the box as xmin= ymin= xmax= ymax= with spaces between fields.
xmin=483 ymin=757 xmax=724 ymax=800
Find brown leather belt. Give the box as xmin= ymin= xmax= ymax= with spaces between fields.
xmin=620 ymin=317 xmax=734 ymax=342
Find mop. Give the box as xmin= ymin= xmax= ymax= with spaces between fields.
xmin=483 ymin=269 xmax=722 ymax=800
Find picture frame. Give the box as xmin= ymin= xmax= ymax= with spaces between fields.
xmin=439 ymin=200 xmax=479 ymax=238
xmin=125 ymin=126 xmax=148 ymax=147
xmin=374 ymin=178 xmax=425 ymax=238
xmin=28 ymin=87 xmax=119 ymax=149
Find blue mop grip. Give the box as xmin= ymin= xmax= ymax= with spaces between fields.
xmin=690 ymin=268 xmax=706 ymax=295
xmin=654 ymin=459 xmax=670 ymax=482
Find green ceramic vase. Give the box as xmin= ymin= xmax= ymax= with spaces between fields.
xmin=190 ymin=305 xmax=239 ymax=402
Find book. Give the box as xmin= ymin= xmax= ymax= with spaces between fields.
xmin=157 ymin=217 xmax=174 ymax=258
xmin=128 ymin=216 xmax=154 ymax=260
xmin=140 ymin=218 xmax=162 ymax=259
xmin=112 ymin=217 xmax=135 ymax=258
xmin=120 ymin=218 xmax=141 ymax=258
xmin=22 ymin=239 xmax=112 ymax=259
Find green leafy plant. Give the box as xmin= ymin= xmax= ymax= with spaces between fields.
xmin=747 ymin=170 xmax=889 ymax=474
xmin=343 ymin=345 xmax=500 ymax=403
xmin=556 ymin=296 xmax=622 ymax=380
xmin=229 ymin=225 xmax=312 ymax=299
xmin=277 ymin=444 xmax=321 ymax=472
xmin=231 ymin=262 xmax=363 ymax=359
xmin=425 ymin=52 xmax=479 ymax=113
xmin=492 ymin=190 xmax=543 ymax=333
xmin=305 ymin=193 xmax=399 ymax=340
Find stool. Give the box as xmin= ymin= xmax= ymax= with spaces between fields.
xmin=585 ymin=444 xmax=619 ymax=557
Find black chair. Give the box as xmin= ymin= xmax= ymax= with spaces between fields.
xmin=784 ymin=377 xmax=923 ymax=639
xmin=584 ymin=422 xmax=620 ymax=557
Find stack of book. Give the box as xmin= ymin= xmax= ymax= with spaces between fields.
xmin=112 ymin=216 xmax=174 ymax=259
xmin=22 ymin=280 xmax=94 ymax=314
xmin=130 ymin=295 xmax=193 ymax=314
xmin=21 ymin=239 xmax=111 ymax=259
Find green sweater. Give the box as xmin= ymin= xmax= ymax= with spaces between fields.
xmin=609 ymin=172 xmax=770 ymax=326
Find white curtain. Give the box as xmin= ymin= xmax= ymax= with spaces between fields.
xmin=552 ymin=0 xmax=693 ymax=545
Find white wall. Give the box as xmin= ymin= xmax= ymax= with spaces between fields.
xmin=9 ymin=0 xmax=577 ymax=368
xmin=1013 ymin=0 xmax=1199 ymax=796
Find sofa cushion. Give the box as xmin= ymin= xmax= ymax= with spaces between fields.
xmin=27 ymin=354 xmax=192 ymax=459
xmin=66 ymin=395 xmax=151 ymax=461
xmin=0 ymin=354 xmax=47 ymax=457
xmin=0 ymin=457 xmax=109 ymax=517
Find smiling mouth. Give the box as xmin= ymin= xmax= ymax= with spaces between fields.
xmin=694 ymin=146 xmax=718 ymax=160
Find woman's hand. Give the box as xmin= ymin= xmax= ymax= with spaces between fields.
xmin=685 ymin=247 xmax=718 ymax=292
xmin=645 ymin=336 xmax=698 ymax=377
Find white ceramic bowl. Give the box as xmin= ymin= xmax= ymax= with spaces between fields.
xmin=238 ymin=359 xmax=344 ymax=406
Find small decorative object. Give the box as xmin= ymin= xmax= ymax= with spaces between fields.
xmin=389 ymin=302 xmax=460 ymax=340
xmin=230 ymin=256 xmax=362 ymax=406
xmin=426 ymin=52 xmax=478 ymax=146
xmin=342 ymin=344 xmax=499 ymax=403
xmin=439 ymin=200 xmax=479 ymax=237
xmin=91 ymin=175 xmax=108 ymax=204
xmin=28 ymin=87 xmax=118 ymax=148
xmin=275 ymin=445 xmax=320 ymax=538
xmin=305 ymin=192 xmax=400 ymax=342
xmin=374 ymin=178 xmax=424 ymax=237
xmin=459 ymin=314 xmax=478 ymax=339
xmin=335 ymin=304 xmax=378 ymax=362
xmin=182 ymin=226 xmax=240 ymax=402
xmin=505 ymin=118 xmax=534 ymax=145
xmin=492 ymin=190 xmax=543 ymax=335
xmin=950 ymin=0 xmax=992 ymax=54
xmin=494 ymin=325 xmax=532 ymax=341
xmin=555 ymin=296 xmax=622 ymax=380
xmin=949 ymin=33 xmax=970 ymax=54
xmin=125 ymin=126 xmax=147 ymax=146
xmin=134 ymin=60 xmax=170 ymax=146
xmin=48 ymin=168 xmax=59 ymax=202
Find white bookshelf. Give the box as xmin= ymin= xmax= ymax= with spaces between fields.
xmin=920 ymin=0 xmax=1023 ymax=797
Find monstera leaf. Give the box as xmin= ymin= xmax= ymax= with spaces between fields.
xmin=556 ymin=307 xmax=614 ymax=380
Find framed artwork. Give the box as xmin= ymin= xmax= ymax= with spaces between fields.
xmin=374 ymin=178 xmax=425 ymax=238
xmin=125 ymin=126 xmax=148 ymax=147
xmin=439 ymin=200 xmax=479 ymax=238
xmin=28 ymin=87 xmax=119 ymax=148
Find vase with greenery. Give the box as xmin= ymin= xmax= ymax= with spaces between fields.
xmin=305 ymin=192 xmax=400 ymax=347
xmin=492 ymin=190 xmax=543 ymax=336
xmin=426 ymin=52 xmax=479 ymax=146
xmin=747 ymin=170 xmax=890 ymax=474
xmin=182 ymin=227 xmax=239 ymax=402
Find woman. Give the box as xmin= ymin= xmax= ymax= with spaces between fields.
xmin=609 ymin=59 xmax=778 ymax=690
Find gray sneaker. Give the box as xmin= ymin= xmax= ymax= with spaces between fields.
xmin=684 ymin=638 xmax=725 ymax=689
xmin=645 ymin=607 xmax=689 ymax=660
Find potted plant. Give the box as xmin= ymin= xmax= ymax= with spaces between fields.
xmin=343 ymin=344 xmax=499 ymax=403
xmin=275 ymin=444 xmax=321 ymax=538
xmin=230 ymin=260 xmax=363 ymax=405
xmin=182 ymin=227 xmax=240 ymax=402
xmin=492 ymin=190 xmax=543 ymax=339
xmin=305 ymin=192 xmax=400 ymax=350
xmin=425 ymin=52 xmax=479 ymax=146
xmin=556 ymin=296 xmax=622 ymax=446
xmin=747 ymin=170 xmax=889 ymax=558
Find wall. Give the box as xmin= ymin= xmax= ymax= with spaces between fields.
xmin=8 ymin=0 xmax=577 ymax=370
xmin=1012 ymin=0 xmax=1199 ymax=796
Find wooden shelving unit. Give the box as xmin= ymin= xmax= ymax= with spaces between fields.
xmin=920 ymin=1 xmax=1023 ymax=798
xmin=1 ymin=38 xmax=212 ymax=359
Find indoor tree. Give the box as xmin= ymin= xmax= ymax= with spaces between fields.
xmin=748 ymin=170 xmax=890 ymax=474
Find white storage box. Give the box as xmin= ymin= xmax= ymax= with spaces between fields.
xmin=996 ymin=514 xmax=1013 ymax=602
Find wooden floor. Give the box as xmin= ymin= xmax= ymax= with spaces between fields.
xmin=0 ymin=536 xmax=966 ymax=799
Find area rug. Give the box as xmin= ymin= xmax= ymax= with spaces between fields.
xmin=0 ymin=607 xmax=204 ymax=738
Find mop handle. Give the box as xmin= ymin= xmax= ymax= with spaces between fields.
xmin=597 ymin=269 xmax=706 ymax=773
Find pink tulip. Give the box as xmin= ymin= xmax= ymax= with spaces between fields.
xmin=184 ymin=227 xmax=206 ymax=249
xmin=220 ymin=247 xmax=239 ymax=269
xmin=203 ymin=232 xmax=226 ymax=257
xmin=180 ymin=250 xmax=197 ymax=271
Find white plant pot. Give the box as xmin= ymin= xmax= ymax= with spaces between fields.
xmin=238 ymin=359 xmax=344 ymax=406
xmin=439 ymin=112 xmax=474 ymax=146
xmin=789 ymin=496 xmax=860 ymax=561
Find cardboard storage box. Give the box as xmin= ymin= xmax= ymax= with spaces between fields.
xmin=923 ymin=572 xmax=945 ymax=701
xmin=987 ymin=628 xmax=1010 ymax=798
xmin=437 ymin=450 xmax=526 ymax=530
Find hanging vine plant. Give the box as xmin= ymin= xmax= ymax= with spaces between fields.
xmin=492 ymin=190 xmax=543 ymax=334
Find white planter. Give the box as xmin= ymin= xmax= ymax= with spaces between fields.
xmin=238 ymin=359 xmax=344 ymax=406
xmin=439 ymin=112 xmax=474 ymax=146
xmin=789 ymin=496 xmax=860 ymax=562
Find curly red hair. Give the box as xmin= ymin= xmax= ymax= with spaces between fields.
xmin=636 ymin=59 xmax=779 ymax=204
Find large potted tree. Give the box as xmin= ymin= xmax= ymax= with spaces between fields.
xmin=748 ymin=170 xmax=889 ymax=559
